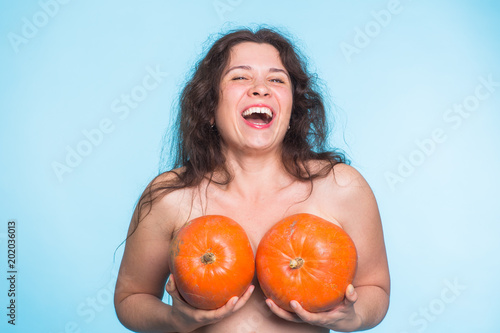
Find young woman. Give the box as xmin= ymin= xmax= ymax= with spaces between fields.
xmin=114 ymin=28 xmax=390 ymax=332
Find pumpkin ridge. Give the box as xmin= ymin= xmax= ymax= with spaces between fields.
xmin=299 ymin=266 xmax=323 ymax=282
xmin=264 ymin=243 xmax=294 ymax=260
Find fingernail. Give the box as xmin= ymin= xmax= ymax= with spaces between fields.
xmin=232 ymin=297 xmax=238 ymax=306
xmin=290 ymin=301 xmax=298 ymax=309
xmin=266 ymin=300 xmax=272 ymax=308
xmin=347 ymin=284 xmax=354 ymax=295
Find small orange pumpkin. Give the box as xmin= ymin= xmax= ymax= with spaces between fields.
xmin=256 ymin=213 xmax=357 ymax=312
xmin=169 ymin=215 xmax=255 ymax=310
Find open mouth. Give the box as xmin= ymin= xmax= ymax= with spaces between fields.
xmin=241 ymin=107 xmax=274 ymax=125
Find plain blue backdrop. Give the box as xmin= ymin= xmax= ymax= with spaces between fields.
xmin=1 ymin=1 xmax=499 ymax=332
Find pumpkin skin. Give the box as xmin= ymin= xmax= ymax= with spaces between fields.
xmin=169 ymin=215 xmax=255 ymax=310
xmin=256 ymin=213 xmax=357 ymax=313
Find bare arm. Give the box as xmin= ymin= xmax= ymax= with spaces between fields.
xmin=114 ymin=193 xmax=179 ymax=332
xmin=114 ymin=180 xmax=253 ymax=332
xmin=334 ymin=164 xmax=390 ymax=329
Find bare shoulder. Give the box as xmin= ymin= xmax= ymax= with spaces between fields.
xmin=310 ymin=162 xmax=373 ymax=198
xmin=331 ymin=163 xmax=370 ymax=188
xmin=328 ymin=163 xmax=377 ymax=205
xmin=133 ymin=168 xmax=193 ymax=237
xmin=310 ymin=163 xmax=379 ymax=231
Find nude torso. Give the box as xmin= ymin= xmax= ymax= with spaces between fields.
xmin=165 ymin=169 xmax=345 ymax=333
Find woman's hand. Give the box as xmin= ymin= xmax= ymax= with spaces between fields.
xmin=265 ymin=284 xmax=363 ymax=332
xmin=166 ymin=275 xmax=255 ymax=332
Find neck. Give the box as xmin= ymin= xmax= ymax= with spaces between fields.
xmin=219 ymin=149 xmax=294 ymax=200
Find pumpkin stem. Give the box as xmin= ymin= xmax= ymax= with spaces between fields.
xmin=201 ymin=252 xmax=216 ymax=265
xmin=289 ymin=257 xmax=304 ymax=269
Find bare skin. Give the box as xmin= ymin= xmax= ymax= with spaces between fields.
xmin=114 ymin=42 xmax=390 ymax=332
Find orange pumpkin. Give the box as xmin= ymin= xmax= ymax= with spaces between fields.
xmin=169 ymin=215 xmax=255 ymax=310
xmin=256 ymin=213 xmax=357 ymax=312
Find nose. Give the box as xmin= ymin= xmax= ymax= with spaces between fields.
xmin=248 ymin=79 xmax=271 ymax=97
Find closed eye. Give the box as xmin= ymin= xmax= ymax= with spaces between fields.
xmin=270 ymin=78 xmax=285 ymax=83
xmin=232 ymin=76 xmax=247 ymax=81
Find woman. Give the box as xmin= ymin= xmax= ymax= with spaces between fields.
xmin=114 ymin=28 xmax=390 ymax=332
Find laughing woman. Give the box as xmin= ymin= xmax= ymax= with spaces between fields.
xmin=114 ymin=28 xmax=390 ymax=332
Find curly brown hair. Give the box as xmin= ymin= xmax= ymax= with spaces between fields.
xmin=135 ymin=27 xmax=348 ymax=225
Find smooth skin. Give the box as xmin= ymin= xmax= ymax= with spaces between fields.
xmin=114 ymin=42 xmax=390 ymax=332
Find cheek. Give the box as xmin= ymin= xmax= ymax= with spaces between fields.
xmin=217 ymin=85 xmax=248 ymax=122
xmin=277 ymin=89 xmax=293 ymax=116
xmin=219 ymin=85 xmax=244 ymax=110
xmin=215 ymin=93 xmax=238 ymax=132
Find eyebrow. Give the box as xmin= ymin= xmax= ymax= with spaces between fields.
xmin=224 ymin=65 xmax=290 ymax=78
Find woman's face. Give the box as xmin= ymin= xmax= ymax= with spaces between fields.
xmin=215 ymin=42 xmax=293 ymax=156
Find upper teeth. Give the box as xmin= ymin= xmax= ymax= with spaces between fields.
xmin=242 ymin=107 xmax=273 ymax=118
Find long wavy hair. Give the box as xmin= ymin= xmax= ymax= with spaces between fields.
xmin=135 ymin=27 xmax=348 ymax=225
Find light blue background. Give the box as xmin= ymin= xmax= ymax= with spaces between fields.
xmin=1 ymin=1 xmax=499 ymax=332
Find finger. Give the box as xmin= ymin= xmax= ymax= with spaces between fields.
xmin=204 ymin=295 xmax=242 ymax=323
xmin=289 ymin=300 xmax=320 ymax=324
xmin=344 ymin=284 xmax=358 ymax=304
xmin=165 ymin=275 xmax=176 ymax=293
xmin=265 ymin=299 xmax=302 ymax=323
xmin=232 ymin=285 xmax=255 ymax=312
xmin=192 ymin=284 xmax=256 ymax=323
xmin=290 ymin=300 xmax=331 ymax=326
xmin=165 ymin=275 xmax=184 ymax=301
